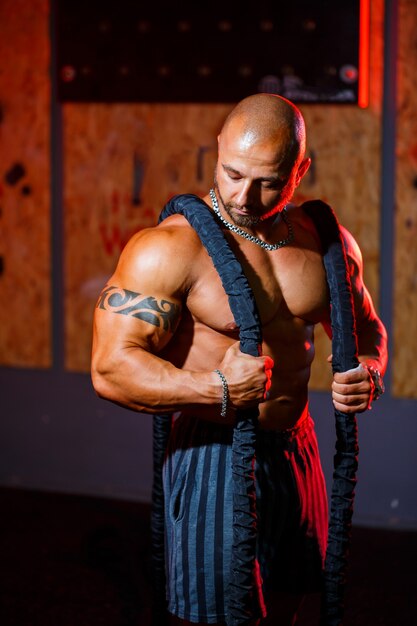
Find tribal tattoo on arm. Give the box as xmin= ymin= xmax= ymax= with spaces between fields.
xmin=96 ymin=285 xmax=181 ymax=333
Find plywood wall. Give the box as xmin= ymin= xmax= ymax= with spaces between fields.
xmin=3 ymin=0 xmax=415 ymax=401
xmin=393 ymin=0 xmax=417 ymax=398
xmin=64 ymin=2 xmax=385 ymax=389
xmin=0 ymin=0 xmax=51 ymax=367
xmin=63 ymin=103 xmax=232 ymax=370
xmin=300 ymin=0 xmax=384 ymax=389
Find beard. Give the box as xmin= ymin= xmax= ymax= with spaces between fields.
xmin=218 ymin=192 xmax=262 ymax=227
xmin=213 ymin=177 xmax=261 ymax=227
xmin=213 ymin=176 xmax=295 ymax=228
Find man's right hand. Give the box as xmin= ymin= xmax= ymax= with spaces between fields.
xmin=217 ymin=341 xmax=274 ymax=409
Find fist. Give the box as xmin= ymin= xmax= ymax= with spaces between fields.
xmin=332 ymin=363 xmax=373 ymax=413
xmin=219 ymin=342 xmax=274 ymax=408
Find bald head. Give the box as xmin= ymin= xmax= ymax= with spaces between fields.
xmin=219 ymin=94 xmax=306 ymax=172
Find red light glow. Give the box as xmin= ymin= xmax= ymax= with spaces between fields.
xmin=358 ymin=0 xmax=370 ymax=108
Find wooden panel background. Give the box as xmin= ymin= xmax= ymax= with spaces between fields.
xmin=299 ymin=0 xmax=384 ymax=389
xmin=63 ymin=103 xmax=231 ymax=370
xmin=64 ymin=1 xmax=384 ymax=390
xmin=393 ymin=0 xmax=417 ymax=398
xmin=0 ymin=0 xmax=51 ymax=367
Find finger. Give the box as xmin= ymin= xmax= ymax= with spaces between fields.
xmin=332 ymin=390 xmax=369 ymax=405
xmin=332 ymin=398 xmax=369 ymax=414
xmin=332 ymin=383 xmax=372 ymax=397
xmin=332 ymin=388 xmax=372 ymax=413
xmin=332 ymin=380 xmax=372 ymax=396
xmin=333 ymin=370 xmax=369 ymax=384
xmin=332 ymin=388 xmax=371 ymax=408
xmin=333 ymin=363 xmax=369 ymax=384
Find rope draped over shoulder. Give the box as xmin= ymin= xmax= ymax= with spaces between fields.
xmin=153 ymin=193 xmax=263 ymax=626
xmin=151 ymin=194 xmax=359 ymax=626
xmin=303 ymin=201 xmax=359 ymax=626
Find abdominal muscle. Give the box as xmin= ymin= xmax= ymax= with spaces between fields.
xmin=161 ymin=313 xmax=315 ymax=431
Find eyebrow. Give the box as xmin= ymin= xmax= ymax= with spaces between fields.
xmin=222 ymin=163 xmax=282 ymax=184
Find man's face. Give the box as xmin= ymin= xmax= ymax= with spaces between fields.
xmin=214 ymin=129 xmax=303 ymax=228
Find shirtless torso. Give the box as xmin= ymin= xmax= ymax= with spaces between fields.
xmin=92 ymin=195 xmax=379 ymax=433
xmin=92 ymin=93 xmax=386 ymax=438
xmin=91 ymin=93 xmax=387 ymax=626
xmin=158 ymin=201 xmax=329 ymax=430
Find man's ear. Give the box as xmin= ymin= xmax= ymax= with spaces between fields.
xmin=296 ymin=157 xmax=311 ymax=186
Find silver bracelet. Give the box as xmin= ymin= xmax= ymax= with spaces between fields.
xmin=214 ymin=369 xmax=229 ymax=417
xmin=363 ymin=364 xmax=385 ymax=401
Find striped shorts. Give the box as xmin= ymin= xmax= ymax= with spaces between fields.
xmin=163 ymin=413 xmax=328 ymax=624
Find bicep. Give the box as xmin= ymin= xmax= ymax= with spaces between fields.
xmin=94 ymin=284 xmax=182 ymax=354
xmin=341 ymin=227 xmax=379 ymax=330
xmin=93 ymin=228 xmax=191 ymax=356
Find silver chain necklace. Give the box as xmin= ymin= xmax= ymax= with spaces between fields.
xmin=209 ymin=188 xmax=294 ymax=252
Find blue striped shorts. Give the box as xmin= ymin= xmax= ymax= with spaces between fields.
xmin=163 ymin=413 xmax=328 ymax=624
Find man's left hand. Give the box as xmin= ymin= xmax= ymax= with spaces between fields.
xmin=332 ymin=363 xmax=374 ymax=413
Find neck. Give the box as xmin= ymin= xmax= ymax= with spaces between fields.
xmin=213 ymin=190 xmax=283 ymax=237
xmin=208 ymin=188 xmax=294 ymax=252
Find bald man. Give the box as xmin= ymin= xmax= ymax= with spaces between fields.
xmin=92 ymin=94 xmax=388 ymax=625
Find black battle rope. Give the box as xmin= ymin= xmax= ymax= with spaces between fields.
xmin=153 ymin=193 xmax=263 ymax=626
xmin=303 ymin=201 xmax=359 ymax=626
xmin=151 ymin=194 xmax=359 ymax=626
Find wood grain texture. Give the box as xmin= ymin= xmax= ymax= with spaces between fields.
xmin=63 ymin=103 xmax=232 ymax=371
xmin=0 ymin=0 xmax=51 ymax=367
xmin=392 ymin=0 xmax=417 ymax=397
xmin=64 ymin=1 xmax=384 ymax=389
xmin=297 ymin=0 xmax=384 ymax=389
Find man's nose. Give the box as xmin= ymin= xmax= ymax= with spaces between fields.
xmin=235 ymin=181 xmax=254 ymax=206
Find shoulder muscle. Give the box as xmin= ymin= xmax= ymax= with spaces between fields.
xmin=94 ymin=217 xmax=203 ymax=352
xmin=113 ymin=216 xmax=203 ymax=297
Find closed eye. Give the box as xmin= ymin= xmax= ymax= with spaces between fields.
xmin=261 ymin=180 xmax=282 ymax=190
xmin=227 ymin=171 xmax=242 ymax=181
xmin=222 ymin=164 xmax=242 ymax=181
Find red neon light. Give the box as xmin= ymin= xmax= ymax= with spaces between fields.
xmin=358 ymin=0 xmax=370 ymax=108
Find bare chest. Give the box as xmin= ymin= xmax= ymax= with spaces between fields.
xmin=187 ymin=240 xmax=330 ymax=334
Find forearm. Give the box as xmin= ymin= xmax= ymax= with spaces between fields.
xmin=92 ymin=345 xmax=221 ymax=414
xmin=357 ymin=317 xmax=388 ymax=375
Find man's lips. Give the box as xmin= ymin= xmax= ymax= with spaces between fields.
xmin=230 ymin=206 xmax=252 ymax=215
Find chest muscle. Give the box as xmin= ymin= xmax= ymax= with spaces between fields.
xmin=187 ymin=244 xmax=329 ymax=334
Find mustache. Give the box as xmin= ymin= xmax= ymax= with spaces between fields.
xmin=225 ymin=202 xmax=259 ymax=214
xmin=225 ymin=202 xmax=262 ymax=226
